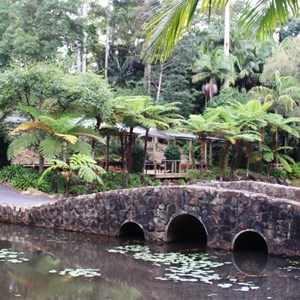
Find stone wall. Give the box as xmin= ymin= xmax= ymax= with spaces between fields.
xmin=0 ymin=182 xmax=300 ymax=256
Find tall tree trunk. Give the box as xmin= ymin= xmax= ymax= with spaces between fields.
xmin=38 ymin=154 xmax=45 ymax=174
xmin=156 ymin=63 xmax=164 ymax=101
xmin=127 ymin=127 xmax=134 ymax=173
xmin=219 ymin=141 xmax=231 ymax=181
xmin=106 ymin=134 xmax=110 ymax=171
xmin=144 ymin=62 xmax=151 ymax=95
xmin=259 ymin=127 xmax=265 ymax=173
xmin=120 ymin=132 xmax=125 ymax=169
xmin=224 ymin=1 xmax=231 ymax=56
xmin=230 ymin=143 xmax=238 ymax=179
xmin=246 ymin=141 xmax=252 ymax=177
xmin=92 ymin=115 xmax=102 ymax=157
xmin=105 ymin=0 xmax=112 ymax=79
xmin=199 ymin=137 xmax=206 ymax=170
xmin=77 ymin=0 xmax=88 ymax=72
xmin=273 ymin=130 xmax=279 ymax=166
xmin=223 ymin=1 xmax=231 ymax=88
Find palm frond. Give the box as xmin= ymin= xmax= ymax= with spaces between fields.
xmin=240 ymin=0 xmax=299 ymax=39
xmin=143 ymin=0 xmax=226 ymax=62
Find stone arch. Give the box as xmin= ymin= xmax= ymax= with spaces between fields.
xmin=232 ymin=230 xmax=268 ymax=254
xmin=166 ymin=213 xmax=207 ymax=245
xmin=118 ymin=220 xmax=145 ymax=240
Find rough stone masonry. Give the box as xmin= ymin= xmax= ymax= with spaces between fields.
xmin=0 ymin=181 xmax=300 ymax=256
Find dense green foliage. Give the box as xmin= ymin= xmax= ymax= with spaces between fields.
xmin=0 ymin=0 xmax=84 ymax=68
xmin=0 ymin=0 xmax=300 ymax=194
xmin=131 ymin=144 xmax=144 ymax=174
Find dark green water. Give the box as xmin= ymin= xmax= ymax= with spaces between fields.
xmin=0 ymin=223 xmax=299 ymax=300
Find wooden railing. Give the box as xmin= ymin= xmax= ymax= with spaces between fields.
xmin=144 ymin=160 xmax=191 ymax=178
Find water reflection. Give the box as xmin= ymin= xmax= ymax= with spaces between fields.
xmin=0 ymin=223 xmax=299 ymax=300
xmin=232 ymin=250 xmax=268 ymax=275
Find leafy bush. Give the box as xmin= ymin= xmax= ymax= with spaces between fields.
xmin=178 ymin=179 xmax=186 ymax=185
xmin=131 ymin=144 xmax=144 ymax=173
xmin=164 ymin=144 xmax=181 ymax=161
xmin=0 ymin=164 xmax=51 ymax=192
xmin=288 ymin=163 xmax=300 ymax=180
xmin=69 ymin=185 xmax=89 ymax=195
xmin=270 ymin=168 xmax=288 ymax=179
xmin=142 ymin=175 xmax=160 ymax=186
xmin=98 ymin=171 xmax=125 ymax=191
xmin=10 ymin=169 xmax=51 ymax=192
xmin=0 ymin=165 xmax=27 ymax=182
xmin=128 ymin=174 xmax=143 ymax=188
xmin=187 ymin=169 xmax=216 ymax=181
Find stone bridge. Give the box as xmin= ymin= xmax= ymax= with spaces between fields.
xmin=0 ymin=181 xmax=300 ymax=256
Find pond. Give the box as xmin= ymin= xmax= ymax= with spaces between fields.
xmin=0 ymin=223 xmax=299 ymax=300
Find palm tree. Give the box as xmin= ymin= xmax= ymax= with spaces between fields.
xmin=192 ymin=47 xmax=235 ymax=107
xmin=143 ymin=0 xmax=299 ymax=62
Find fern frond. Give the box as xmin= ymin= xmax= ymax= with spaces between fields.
xmin=69 ymin=140 xmax=92 ymax=157
xmin=13 ymin=121 xmax=52 ymax=134
xmin=78 ymin=165 xmax=103 ymax=184
xmin=54 ymin=133 xmax=78 ymax=144
xmin=39 ymin=137 xmax=62 ymax=160
xmin=18 ymin=105 xmax=42 ymax=118
xmin=38 ymin=159 xmax=69 ymax=183
xmin=7 ymin=133 xmax=38 ymax=160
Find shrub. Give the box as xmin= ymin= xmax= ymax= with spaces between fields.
xmin=0 ymin=165 xmax=51 ymax=192
xmin=187 ymin=169 xmax=216 ymax=181
xmin=98 ymin=171 xmax=125 ymax=191
xmin=142 ymin=175 xmax=160 ymax=186
xmin=270 ymin=168 xmax=288 ymax=179
xmin=164 ymin=144 xmax=181 ymax=161
xmin=131 ymin=144 xmax=144 ymax=173
xmin=10 ymin=169 xmax=51 ymax=192
xmin=69 ymin=185 xmax=89 ymax=195
xmin=288 ymin=163 xmax=300 ymax=180
xmin=128 ymin=174 xmax=143 ymax=188
xmin=0 ymin=165 xmax=27 ymax=182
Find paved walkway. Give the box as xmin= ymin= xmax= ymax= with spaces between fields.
xmin=0 ymin=183 xmax=53 ymax=208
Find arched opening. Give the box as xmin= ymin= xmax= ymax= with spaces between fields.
xmin=166 ymin=214 xmax=207 ymax=246
xmin=233 ymin=230 xmax=268 ymax=253
xmin=232 ymin=230 xmax=268 ymax=275
xmin=119 ymin=222 xmax=145 ymax=241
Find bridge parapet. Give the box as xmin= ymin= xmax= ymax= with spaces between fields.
xmin=203 ymin=180 xmax=300 ymax=202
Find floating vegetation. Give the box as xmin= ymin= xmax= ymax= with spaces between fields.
xmin=107 ymin=245 xmax=260 ymax=291
xmin=279 ymin=258 xmax=300 ymax=272
xmin=49 ymin=268 xmax=101 ymax=278
xmin=0 ymin=248 xmax=30 ymax=264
